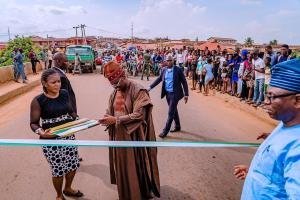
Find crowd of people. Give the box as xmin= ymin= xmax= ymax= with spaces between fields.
xmin=98 ymin=44 xmax=296 ymax=108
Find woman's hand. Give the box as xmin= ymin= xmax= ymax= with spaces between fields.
xmin=39 ymin=129 xmax=56 ymax=139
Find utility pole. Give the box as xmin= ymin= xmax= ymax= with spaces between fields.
xmin=83 ymin=24 xmax=87 ymax=45
xmin=131 ymin=22 xmax=134 ymax=43
xmin=79 ymin=24 xmax=87 ymax=45
xmin=8 ymin=27 xmax=11 ymax=41
xmin=47 ymin=34 xmax=49 ymax=46
xmin=73 ymin=25 xmax=80 ymax=45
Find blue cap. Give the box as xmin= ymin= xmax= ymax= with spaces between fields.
xmin=241 ymin=49 xmax=248 ymax=57
xmin=270 ymin=58 xmax=300 ymax=93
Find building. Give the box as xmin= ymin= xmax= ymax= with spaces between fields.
xmin=207 ymin=37 xmax=237 ymax=44
xmin=30 ymin=35 xmax=98 ymax=49
xmin=0 ymin=42 xmax=7 ymax=50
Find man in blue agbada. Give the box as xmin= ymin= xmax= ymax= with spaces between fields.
xmin=234 ymin=58 xmax=300 ymax=199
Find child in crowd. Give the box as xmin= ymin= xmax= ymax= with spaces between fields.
xmin=221 ymin=62 xmax=229 ymax=94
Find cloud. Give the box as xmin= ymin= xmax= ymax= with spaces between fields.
xmin=33 ymin=5 xmax=87 ymax=15
xmin=131 ymin=0 xmax=208 ymax=38
xmin=48 ymin=6 xmax=67 ymax=15
xmin=240 ymin=0 xmax=262 ymax=5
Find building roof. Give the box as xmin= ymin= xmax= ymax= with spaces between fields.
xmin=195 ymin=41 xmax=222 ymax=50
xmin=207 ymin=37 xmax=237 ymax=41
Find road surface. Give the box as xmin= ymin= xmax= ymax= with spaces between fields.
xmin=0 ymin=73 xmax=275 ymax=200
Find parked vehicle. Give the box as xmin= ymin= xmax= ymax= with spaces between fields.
xmin=66 ymin=45 xmax=95 ymax=73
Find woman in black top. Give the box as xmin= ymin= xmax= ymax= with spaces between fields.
xmin=30 ymin=69 xmax=83 ymax=200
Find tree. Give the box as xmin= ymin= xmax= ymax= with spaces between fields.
xmin=269 ymin=39 xmax=278 ymax=46
xmin=0 ymin=37 xmax=41 ymax=67
xmin=244 ymin=37 xmax=254 ymax=47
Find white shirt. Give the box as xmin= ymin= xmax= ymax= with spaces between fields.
xmin=252 ymin=58 xmax=265 ymax=80
xmin=48 ymin=50 xmax=53 ymax=60
xmin=176 ymin=53 xmax=184 ymax=64
xmin=182 ymin=50 xmax=188 ymax=63
xmin=219 ymin=56 xmax=226 ymax=68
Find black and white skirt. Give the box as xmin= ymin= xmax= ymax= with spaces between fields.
xmin=42 ymin=135 xmax=80 ymax=177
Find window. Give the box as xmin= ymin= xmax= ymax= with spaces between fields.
xmin=66 ymin=47 xmax=91 ymax=55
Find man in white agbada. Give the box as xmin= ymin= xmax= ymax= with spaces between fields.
xmin=234 ymin=59 xmax=300 ymax=199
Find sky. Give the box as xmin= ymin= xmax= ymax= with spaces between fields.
xmin=0 ymin=0 xmax=299 ymax=44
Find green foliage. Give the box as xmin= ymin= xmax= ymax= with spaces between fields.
xmin=0 ymin=37 xmax=42 ymax=67
xmin=244 ymin=37 xmax=254 ymax=47
xmin=269 ymin=39 xmax=278 ymax=46
xmin=291 ymin=50 xmax=300 ymax=58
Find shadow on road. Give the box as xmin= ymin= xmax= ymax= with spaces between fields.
xmin=78 ymin=164 xmax=115 ymax=190
xmin=161 ymin=130 xmax=257 ymax=155
xmin=154 ymin=185 xmax=197 ymax=200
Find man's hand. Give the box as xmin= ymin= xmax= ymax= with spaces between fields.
xmin=99 ymin=114 xmax=117 ymax=126
xmin=184 ymin=96 xmax=188 ymax=104
xmin=257 ymin=132 xmax=270 ymax=140
xmin=39 ymin=129 xmax=56 ymax=139
xmin=233 ymin=165 xmax=248 ymax=180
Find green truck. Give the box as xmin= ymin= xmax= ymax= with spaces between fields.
xmin=66 ymin=45 xmax=96 ymax=73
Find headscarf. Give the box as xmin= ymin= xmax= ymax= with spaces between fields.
xmin=103 ymin=61 xmax=125 ymax=84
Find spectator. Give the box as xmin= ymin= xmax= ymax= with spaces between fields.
xmin=11 ymin=48 xmax=18 ymax=82
xmin=264 ymin=45 xmax=276 ymax=67
xmin=252 ymin=50 xmax=265 ymax=107
xmin=264 ymin=56 xmax=271 ymax=96
xmin=244 ymin=53 xmax=255 ymax=103
xmin=221 ymin=61 xmax=229 ymax=94
xmin=203 ymin=58 xmax=214 ymax=96
xmin=238 ymin=50 xmax=248 ymax=98
xmin=47 ymin=49 xmax=53 ymax=69
xmin=14 ymin=48 xmax=27 ymax=84
xmin=29 ymin=49 xmax=39 ymax=75
xmin=275 ymin=44 xmax=289 ymax=64
xmin=196 ymin=55 xmax=207 ymax=93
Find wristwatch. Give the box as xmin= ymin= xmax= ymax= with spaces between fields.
xmin=35 ymin=128 xmax=43 ymax=135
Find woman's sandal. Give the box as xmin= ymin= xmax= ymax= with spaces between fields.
xmin=56 ymin=196 xmax=66 ymax=200
xmin=63 ymin=190 xmax=84 ymax=197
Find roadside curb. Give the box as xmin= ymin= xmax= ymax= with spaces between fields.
xmin=214 ymin=92 xmax=278 ymax=126
xmin=0 ymin=80 xmax=40 ymax=105
xmin=187 ymin=79 xmax=278 ymax=127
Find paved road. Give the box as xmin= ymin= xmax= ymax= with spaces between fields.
xmin=0 ymin=73 xmax=275 ymax=200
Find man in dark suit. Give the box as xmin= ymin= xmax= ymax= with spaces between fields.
xmin=148 ymin=55 xmax=189 ymax=138
xmin=52 ymin=52 xmax=77 ymax=114
xmin=53 ymin=52 xmax=84 ymax=162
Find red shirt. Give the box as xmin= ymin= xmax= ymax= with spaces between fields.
xmin=116 ymin=55 xmax=123 ymax=63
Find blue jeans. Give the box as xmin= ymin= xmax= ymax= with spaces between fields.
xmin=16 ymin=63 xmax=26 ymax=81
xmin=253 ymin=78 xmax=265 ymax=104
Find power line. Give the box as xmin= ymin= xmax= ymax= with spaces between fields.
xmin=87 ymin=26 xmax=129 ymax=38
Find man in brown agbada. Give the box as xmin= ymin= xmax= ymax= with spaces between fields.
xmin=99 ymin=61 xmax=160 ymax=200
